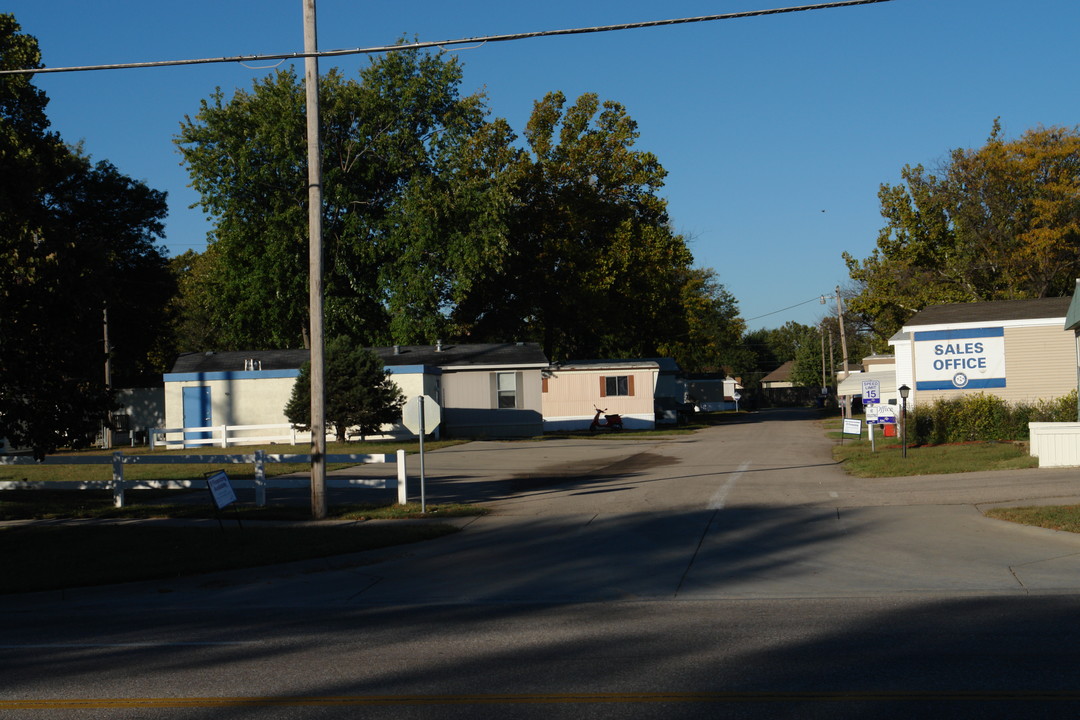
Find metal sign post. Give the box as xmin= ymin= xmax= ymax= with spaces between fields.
xmin=418 ymin=395 xmax=426 ymax=514
xmin=402 ymin=395 xmax=441 ymax=513
xmin=866 ymin=405 xmax=897 ymax=454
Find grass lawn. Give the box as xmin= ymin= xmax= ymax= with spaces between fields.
xmin=824 ymin=414 xmax=1037 ymax=476
xmin=825 ymin=415 xmax=1080 ymax=535
xmin=0 ymin=438 xmax=468 ymax=485
xmin=0 ymin=519 xmax=462 ymax=595
xmin=984 ymin=505 xmax=1080 ymax=533
xmin=832 ymin=437 xmax=1037 ymax=477
xmin=0 ymin=492 xmax=486 ymax=594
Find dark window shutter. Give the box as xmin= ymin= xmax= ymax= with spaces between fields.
xmin=628 ymin=375 xmax=635 ymax=396
xmin=599 ymin=376 xmax=607 ymax=397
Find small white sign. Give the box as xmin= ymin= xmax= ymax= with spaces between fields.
xmin=861 ymin=379 xmax=881 ymax=404
xmin=206 ymin=470 xmax=237 ymax=509
xmin=865 ymin=405 xmax=897 ymax=425
xmin=843 ymin=418 xmax=862 ymax=436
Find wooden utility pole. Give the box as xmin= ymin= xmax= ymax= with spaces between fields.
xmin=303 ymin=0 xmax=327 ymax=519
xmin=836 ymin=285 xmax=850 ymax=419
xmin=102 ymin=304 xmax=112 ymax=449
xmin=828 ymin=327 xmax=835 ymax=388
xmin=836 ymin=285 xmax=849 ymax=382
xmin=820 ymin=322 xmax=826 ymax=390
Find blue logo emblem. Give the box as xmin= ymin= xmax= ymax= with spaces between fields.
xmin=952 ymin=372 xmax=969 ymax=389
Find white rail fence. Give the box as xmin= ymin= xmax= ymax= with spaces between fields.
xmin=0 ymin=450 xmax=407 ymax=508
xmin=149 ymin=423 xmax=306 ymax=450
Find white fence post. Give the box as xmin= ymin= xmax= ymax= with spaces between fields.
xmin=254 ymin=450 xmax=267 ymax=507
xmin=220 ymin=425 xmax=228 ymax=448
xmin=112 ymin=451 xmax=125 ymax=508
xmin=396 ymin=448 xmax=407 ymax=505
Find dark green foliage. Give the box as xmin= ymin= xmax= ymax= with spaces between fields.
xmin=908 ymin=390 xmax=1077 ymax=444
xmin=0 ymin=15 xmax=173 ymax=457
xmin=284 ymin=337 xmax=405 ymax=442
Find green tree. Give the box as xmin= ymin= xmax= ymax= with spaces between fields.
xmin=167 ymin=247 xmax=232 ymax=353
xmin=402 ymin=90 xmax=716 ymax=362
xmin=175 ymin=47 xmax=486 ymax=350
xmin=284 ymin=337 xmax=405 ymax=442
xmin=789 ymin=335 xmax=825 ymax=388
xmin=0 ymin=15 xmax=172 ymax=457
xmin=380 ymin=117 xmax=521 ymax=344
xmin=658 ymin=268 xmax=748 ymax=373
xmin=845 ymin=121 xmax=1080 ymax=342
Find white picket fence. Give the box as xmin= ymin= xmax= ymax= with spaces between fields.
xmin=0 ymin=449 xmax=407 ymax=508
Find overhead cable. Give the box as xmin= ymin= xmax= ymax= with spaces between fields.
xmin=745 ymin=296 xmax=825 ymax=322
xmin=0 ymin=0 xmax=895 ymax=76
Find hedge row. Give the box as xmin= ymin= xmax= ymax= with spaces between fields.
xmin=907 ymin=391 xmax=1077 ymax=444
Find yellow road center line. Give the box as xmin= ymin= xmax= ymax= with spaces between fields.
xmin=4 ymin=691 xmax=1080 ymax=709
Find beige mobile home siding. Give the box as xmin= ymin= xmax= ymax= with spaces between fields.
xmin=915 ymin=325 xmax=1074 ymax=407
xmin=542 ymin=370 xmax=655 ymax=420
xmin=440 ymin=368 xmax=544 ymax=437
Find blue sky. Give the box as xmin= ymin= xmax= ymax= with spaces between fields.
xmin=7 ymin=0 xmax=1080 ymax=334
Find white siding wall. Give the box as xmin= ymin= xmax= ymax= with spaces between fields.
xmin=164 ymin=370 xmax=430 ymax=441
xmin=164 ymin=376 xmax=299 ymax=434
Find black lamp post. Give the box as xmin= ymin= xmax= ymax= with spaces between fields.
xmin=898 ymin=384 xmax=910 ymax=458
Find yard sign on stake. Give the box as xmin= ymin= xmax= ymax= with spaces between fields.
xmin=205 ymin=469 xmax=243 ymax=531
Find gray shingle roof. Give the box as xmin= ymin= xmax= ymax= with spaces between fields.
xmin=378 ymin=343 xmax=548 ymax=368
xmin=903 ymin=297 xmax=1071 ymax=327
xmin=169 ymin=343 xmax=549 ymax=373
xmin=170 ymin=349 xmax=310 ymax=373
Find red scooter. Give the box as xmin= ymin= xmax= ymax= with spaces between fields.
xmin=590 ymin=406 xmax=624 ymax=431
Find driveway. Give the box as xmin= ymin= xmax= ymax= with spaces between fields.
xmin=14 ymin=407 xmax=1080 ymax=609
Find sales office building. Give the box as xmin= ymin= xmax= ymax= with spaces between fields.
xmin=889 ymin=296 xmax=1075 ymax=410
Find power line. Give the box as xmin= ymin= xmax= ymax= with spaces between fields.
xmin=745 ymin=296 xmax=826 ymax=322
xmin=0 ymin=0 xmax=895 ymax=76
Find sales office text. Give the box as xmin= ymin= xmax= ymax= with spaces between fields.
xmin=933 ymin=342 xmax=987 ymax=371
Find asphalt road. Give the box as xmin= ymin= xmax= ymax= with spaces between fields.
xmin=4 ymin=408 xmax=1080 ymax=718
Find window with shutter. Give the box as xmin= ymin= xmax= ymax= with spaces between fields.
xmin=603 ymin=375 xmax=632 ymax=396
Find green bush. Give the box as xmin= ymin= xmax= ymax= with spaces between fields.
xmin=907 ymin=390 xmax=1077 ymax=444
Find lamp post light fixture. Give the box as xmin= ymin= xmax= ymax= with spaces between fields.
xmin=898 ymin=384 xmax=910 ymax=459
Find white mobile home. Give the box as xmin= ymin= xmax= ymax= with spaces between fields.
xmin=163 ymin=343 xmax=549 ymax=445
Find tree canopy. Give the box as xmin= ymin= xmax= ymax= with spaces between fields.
xmin=0 ymin=14 xmax=173 ymax=456
xmin=387 ymin=90 xmax=715 ymax=363
xmin=844 ymin=121 xmax=1080 ymax=342
xmin=175 ymin=48 xmax=487 ymax=350
xmin=175 ymin=52 xmax=746 ymax=373
xmin=284 ymin=337 xmax=405 ymax=442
